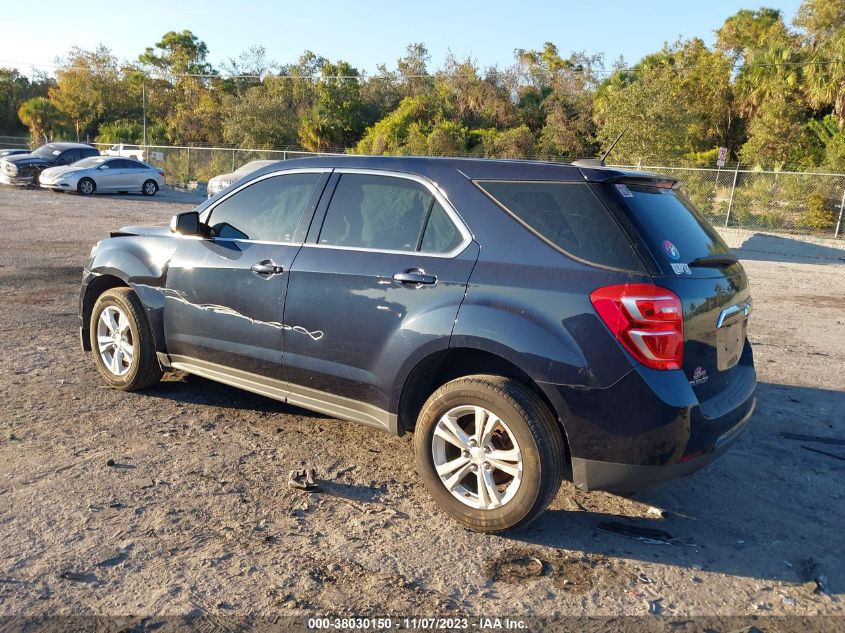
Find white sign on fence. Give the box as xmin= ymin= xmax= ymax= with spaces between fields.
xmin=717 ymin=147 xmax=728 ymax=168
xmin=151 ymin=151 xmax=164 ymax=161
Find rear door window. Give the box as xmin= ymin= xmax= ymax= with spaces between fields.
xmin=476 ymin=180 xmax=644 ymax=271
xmin=319 ymin=174 xmax=433 ymax=252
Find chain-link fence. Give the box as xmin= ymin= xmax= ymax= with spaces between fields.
xmin=5 ymin=136 xmax=845 ymax=239
xmin=610 ymin=164 xmax=845 ymax=239
xmin=91 ymin=143 xmax=342 ymax=188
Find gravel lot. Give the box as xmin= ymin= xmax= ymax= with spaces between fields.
xmin=0 ymin=187 xmax=843 ymax=624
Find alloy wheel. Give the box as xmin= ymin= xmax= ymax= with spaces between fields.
xmin=96 ymin=306 xmax=134 ymax=376
xmin=431 ymin=405 xmax=523 ymax=510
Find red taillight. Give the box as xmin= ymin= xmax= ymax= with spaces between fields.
xmin=158 ymin=171 xmax=165 ymax=177
xmin=590 ymin=284 xmax=683 ymax=371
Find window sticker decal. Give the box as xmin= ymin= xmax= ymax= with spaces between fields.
xmin=662 ymin=239 xmax=680 ymax=260
xmin=615 ymin=184 xmax=633 ymax=198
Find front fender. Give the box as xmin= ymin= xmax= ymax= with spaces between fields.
xmin=81 ymin=236 xmax=177 ymax=353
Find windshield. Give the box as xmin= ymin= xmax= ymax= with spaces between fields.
xmin=611 ymin=183 xmax=732 ymax=269
xmin=33 ymin=145 xmax=60 ymax=158
xmin=74 ymin=157 xmax=109 ymax=168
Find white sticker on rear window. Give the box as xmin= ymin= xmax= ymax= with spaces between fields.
xmin=52 ymin=150 xmax=61 ymax=156
xmin=671 ymin=263 xmax=691 ymax=275
xmin=615 ymin=184 xmax=633 ymax=197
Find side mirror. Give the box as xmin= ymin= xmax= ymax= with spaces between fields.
xmin=170 ymin=211 xmax=202 ymax=235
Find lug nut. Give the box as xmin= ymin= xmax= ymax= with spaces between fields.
xmin=483 ymin=463 xmax=492 ymax=471
xmin=470 ymin=464 xmax=478 ymax=472
xmin=469 ymin=439 xmax=477 ymax=447
xmin=462 ymin=450 xmax=470 ymax=458
xmin=483 ymin=446 xmax=491 ymax=454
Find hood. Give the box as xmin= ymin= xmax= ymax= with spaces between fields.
xmin=4 ymin=153 xmax=51 ymax=167
xmin=111 ymin=224 xmax=173 ymax=238
xmin=209 ymin=171 xmax=237 ymax=183
xmin=41 ymin=165 xmax=80 ymax=178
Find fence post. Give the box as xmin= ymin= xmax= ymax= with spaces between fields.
xmin=186 ymin=147 xmax=191 ymax=184
xmin=725 ymin=163 xmax=740 ymax=228
xmin=283 ymin=151 xmax=287 ymax=161
xmin=835 ymin=186 xmax=845 ymax=238
xmin=232 ymin=149 xmax=236 ymax=172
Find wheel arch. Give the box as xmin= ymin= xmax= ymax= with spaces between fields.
xmin=80 ymin=274 xmax=128 ymax=351
xmin=396 ymin=346 xmax=572 ymax=466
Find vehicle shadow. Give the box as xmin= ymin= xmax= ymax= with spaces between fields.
xmin=141 ymin=373 xmax=329 ymax=419
xmin=734 ymin=232 xmax=845 ymax=265
xmin=505 ymin=381 xmax=845 ymax=591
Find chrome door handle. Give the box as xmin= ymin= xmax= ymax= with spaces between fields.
xmin=393 ymin=268 xmax=437 ymax=286
xmin=251 ymin=260 xmax=284 ymax=277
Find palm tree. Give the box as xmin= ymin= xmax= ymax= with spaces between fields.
xmin=18 ymin=97 xmax=66 ymax=144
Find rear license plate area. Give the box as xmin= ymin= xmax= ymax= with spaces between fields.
xmin=716 ymin=319 xmax=746 ymax=371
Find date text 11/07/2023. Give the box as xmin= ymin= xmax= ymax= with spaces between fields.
xmin=307 ymin=617 xmax=527 ymax=630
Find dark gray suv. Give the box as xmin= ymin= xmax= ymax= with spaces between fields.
xmin=79 ymin=156 xmax=756 ymax=532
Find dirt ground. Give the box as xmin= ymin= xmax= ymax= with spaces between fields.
xmin=0 ymin=187 xmax=843 ymax=625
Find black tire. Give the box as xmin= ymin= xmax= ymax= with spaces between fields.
xmin=142 ymin=179 xmax=158 ymax=196
xmin=77 ymin=177 xmax=96 ymax=196
xmin=413 ymin=375 xmax=565 ymax=532
xmin=89 ymin=287 xmax=162 ymax=391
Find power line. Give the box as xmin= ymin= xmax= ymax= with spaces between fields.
xmin=2 ymin=58 xmax=843 ymax=82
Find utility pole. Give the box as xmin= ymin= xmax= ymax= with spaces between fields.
xmin=142 ymin=80 xmax=147 ymax=147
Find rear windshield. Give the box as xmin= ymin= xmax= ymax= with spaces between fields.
xmin=611 ymin=184 xmax=731 ymax=269
xmin=476 ymin=180 xmax=644 ymax=271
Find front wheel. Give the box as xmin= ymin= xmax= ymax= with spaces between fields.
xmin=78 ymin=177 xmax=95 ymax=196
xmin=413 ymin=375 xmax=565 ymax=532
xmin=142 ymin=179 xmax=158 ymax=196
xmin=89 ymin=287 xmax=162 ymax=390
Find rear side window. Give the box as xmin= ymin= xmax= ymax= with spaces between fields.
xmin=319 ymin=173 xmax=463 ymax=253
xmin=476 ymin=180 xmax=644 ymax=271
xmin=208 ymin=172 xmax=320 ymax=242
xmin=612 ymin=185 xmax=731 ymax=268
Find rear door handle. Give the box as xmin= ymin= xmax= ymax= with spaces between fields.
xmin=393 ymin=268 xmax=437 ymax=286
xmin=251 ymin=260 xmax=284 ymax=277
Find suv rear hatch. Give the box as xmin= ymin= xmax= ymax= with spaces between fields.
xmin=599 ymin=179 xmax=752 ymax=405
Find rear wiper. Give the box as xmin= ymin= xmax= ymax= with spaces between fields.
xmin=687 ymin=254 xmax=739 ymax=268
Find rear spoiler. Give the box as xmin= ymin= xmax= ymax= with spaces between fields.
xmin=577 ymin=166 xmax=680 ymax=189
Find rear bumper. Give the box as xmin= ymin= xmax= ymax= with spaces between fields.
xmin=571 ymin=396 xmax=754 ymax=491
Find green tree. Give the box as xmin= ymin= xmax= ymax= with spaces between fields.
xmin=298 ymin=61 xmax=366 ymax=150
xmin=795 ymin=0 xmax=845 ymax=124
xmin=0 ymin=68 xmax=51 ymax=135
xmin=50 ymin=46 xmax=136 ymax=141
xmin=18 ymin=97 xmax=67 ymax=143
xmin=139 ymin=30 xmax=215 ymax=79
xmin=594 ymin=40 xmax=734 ymax=164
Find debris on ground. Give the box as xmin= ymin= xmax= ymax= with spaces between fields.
xmin=646 ymin=598 xmax=662 ymax=615
xmin=486 ymin=552 xmax=546 ymax=583
xmin=780 ymin=432 xmax=845 ymax=446
xmin=288 ymin=466 xmax=321 ymax=492
xmin=106 ymin=459 xmax=115 ymax=467
xmin=799 ymin=445 xmax=845 ymax=462
xmin=595 ymin=521 xmax=675 ymax=545
xmin=797 ymin=558 xmax=829 ymax=594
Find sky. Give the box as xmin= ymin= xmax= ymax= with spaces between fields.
xmin=0 ymin=0 xmax=806 ymax=77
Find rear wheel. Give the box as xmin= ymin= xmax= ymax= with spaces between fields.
xmin=89 ymin=287 xmax=162 ymax=391
xmin=78 ymin=178 xmax=95 ymax=196
xmin=142 ymin=179 xmax=158 ymax=196
xmin=413 ymin=375 xmax=564 ymax=532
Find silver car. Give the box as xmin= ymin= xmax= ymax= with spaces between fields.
xmin=39 ymin=156 xmax=166 ymax=196
xmin=207 ymin=160 xmax=278 ymax=197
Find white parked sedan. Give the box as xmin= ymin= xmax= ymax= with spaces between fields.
xmin=39 ymin=156 xmax=166 ymax=196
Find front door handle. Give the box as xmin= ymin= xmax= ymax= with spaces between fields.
xmin=251 ymin=260 xmax=284 ymax=277
xmin=393 ymin=268 xmax=437 ymax=286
